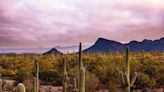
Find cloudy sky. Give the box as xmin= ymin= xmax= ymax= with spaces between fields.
xmin=0 ymin=0 xmax=164 ymax=48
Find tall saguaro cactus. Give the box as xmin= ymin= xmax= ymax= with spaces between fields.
xmin=116 ymin=47 xmax=137 ymax=92
xmin=63 ymin=58 xmax=68 ymax=92
xmin=16 ymin=83 xmax=26 ymax=92
xmin=79 ymin=67 xmax=85 ymax=92
xmin=78 ymin=43 xmax=86 ymax=92
xmin=79 ymin=42 xmax=83 ymax=72
xmin=34 ymin=61 xmax=39 ymax=92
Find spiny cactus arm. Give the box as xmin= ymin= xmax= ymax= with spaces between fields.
xmin=119 ymin=71 xmax=125 ymax=86
xmin=64 ymin=73 xmax=68 ymax=83
xmin=16 ymin=83 xmax=26 ymax=92
xmin=124 ymin=73 xmax=130 ymax=86
xmin=116 ymin=68 xmax=122 ymax=82
xmin=73 ymin=78 xmax=78 ymax=92
xmin=130 ymin=72 xmax=137 ymax=86
xmin=63 ymin=58 xmax=67 ymax=74
xmin=79 ymin=67 xmax=85 ymax=92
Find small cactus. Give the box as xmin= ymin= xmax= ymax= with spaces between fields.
xmin=116 ymin=47 xmax=137 ymax=92
xmin=16 ymin=83 xmax=26 ymax=92
xmin=79 ymin=67 xmax=85 ymax=92
xmin=72 ymin=78 xmax=78 ymax=92
xmin=0 ymin=74 xmax=3 ymax=92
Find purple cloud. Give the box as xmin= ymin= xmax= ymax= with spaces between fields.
xmin=0 ymin=0 xmax=164 ymax=48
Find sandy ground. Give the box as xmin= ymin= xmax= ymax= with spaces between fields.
xmin=40 ymin=85 xmax=62 ymax=92
xmin=1 ymin=79 xmax=164 ymax=92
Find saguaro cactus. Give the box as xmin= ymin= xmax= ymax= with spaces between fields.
xmin=33 ymin=77 xmax=36 ymax=92
xmin=34 ymin=61 xmax=39 ymax=92
xmin=63 ymin=58 xmax=68 ymax=92
xmin=116 ymin=47 xmax=137 ymax=92
xmin=79 ymin=67 xmax=85 ymax=92
xmin=0 ymin=74 xmax=3 ymax=92
xmin=141 ymin=50 xmax=145 ymax=64
xmin=16 ymin=83 xmax=26 ymax=92
xmin=72 ymin=78 xmax=78 ymax=92
xmin=79 ymin=42 xmax=83 ymax=72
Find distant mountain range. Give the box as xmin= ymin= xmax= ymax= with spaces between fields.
xmin=84 ymin=37 xmax=164 ymax=53
xmin=126 ymin=38 xmax=164 ymax=52
xmin=45 ymin=37 xmax=164 ymax=54
xmin=83 ymin=38 xmax=126 ymax=53
xmin=43 ymin=48 xmax=61 ymax=55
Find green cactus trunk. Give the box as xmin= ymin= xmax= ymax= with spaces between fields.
xmin=141 ymin=50 xmax=145 ymax=64
xmin=16 ymin=83 xmax=26 ymax=92
xmin=79 ymin=42 xmax=83 ymax=72
xmin=78 ymin=43 xmax=83 ymax=90
xmin=35 ymin=62 xmax=39 ymax=92
xmin=116 ymin=47 xmax=137 ymax=92
xmin=33 ymin=77 xmax=36 ymax=92
xmin=125 ymin=47 xmax=130 ymax=92
xmin=0 ymin=74 xmax=3 ymax=92
xmin=79 ymin=67 xmax=85 ymax=92
xmin=63 ymin=58 xmax=68 ymax=92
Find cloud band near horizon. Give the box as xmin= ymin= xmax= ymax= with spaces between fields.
xmin=0 ymin=0 xmax=164 ymax=48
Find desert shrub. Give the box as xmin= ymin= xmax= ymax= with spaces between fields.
xmin=156 ymin=73 xmax=164 ymax=86
xmin=0 ymin=52 xmax=163 ymax=91
xmin=39 ymin=69 xmax=62 ymax=85
xmin=0 ymin=68 xmax=16 ymax=77
xmin=16 ymin=67 xmax=33 ymax=82
xmin=85 ymin=72 xmax=99 ymax=92
xmin=135 ymin=73 xmax=156 ymax=90
xmin=108 ymin=78 xmax=117 ymax=92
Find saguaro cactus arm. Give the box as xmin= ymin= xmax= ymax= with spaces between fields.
xmin=72 ymin=78 xmax=78 ymax=92
xmin=16 ymin=83 xmax=26 ymax=92
xmin=116 ymin=47 xmax=137 ymax=92
xmin=124 ymin=73 xmax=130 ymax=86
xmin=130 ymin=72 xmax=137 ymax=86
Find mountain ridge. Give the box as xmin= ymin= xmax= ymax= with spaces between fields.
xmin=44 ymin=37 xmax=164 ymax=54
xmin=83 ymin=37 xmax=164 ymax=53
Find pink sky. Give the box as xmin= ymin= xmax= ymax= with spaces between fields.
xmin=0 ymin=0 xmax=164 ymax=48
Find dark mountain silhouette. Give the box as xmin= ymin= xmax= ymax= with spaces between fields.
xmin=83 ymin=38 xmax=126 ymax=53
xmin=43 ymin=48 xmax=61 ymax=55
xmin=83 ymin=37 xmax=164 ymax=53
xmin=126 ymin=38 xmax=164 ymax=52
